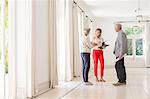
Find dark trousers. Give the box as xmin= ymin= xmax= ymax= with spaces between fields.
xmin=115 ymin=57 xmax=126 ymax=83
xmin=81 ymin=53 xmax=90 ymax=82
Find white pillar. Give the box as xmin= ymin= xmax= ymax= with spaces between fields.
xmin=65 ymin=0 xmax=74 ymax=81
xmin=48 ymin=0 xmax=58 ymax=87
xmin=72 ymin=5 xmax=81 ymax=77
xmin=145 ymin=23 xmax=150 ymax=67
xmin=56 ymin=0 xmax=74 ymax=81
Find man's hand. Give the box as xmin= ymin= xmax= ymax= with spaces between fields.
xmin=118 ymin=54 xmax=124 ymax=60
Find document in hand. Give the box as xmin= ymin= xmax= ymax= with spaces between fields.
xmin=99 ymin=42 xmax=109 ymax=49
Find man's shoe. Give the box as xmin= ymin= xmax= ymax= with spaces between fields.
xmin=122 ymin=82 xmax=126 ymax=84
xmin=113 ymin=82 xmax=126 ymax=86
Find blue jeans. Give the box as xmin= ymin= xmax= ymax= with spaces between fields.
xmin=81 ymin=53 xmax=90 ymax=82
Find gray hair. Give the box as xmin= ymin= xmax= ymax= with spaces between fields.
xmin=83 ymin=28 xmax=91 ymax=35
xmin=84 ymin=28 xmax=91 ymax=33
xmin=115 ymin=23 xmax=122 ymax=30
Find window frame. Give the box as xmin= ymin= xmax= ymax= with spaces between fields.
xmin=123 ymin=23 xmax=145 ymax=58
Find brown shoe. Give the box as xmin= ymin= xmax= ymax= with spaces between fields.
xmin=96 ymin=77 xmax=99 ymax=82
xmin=99 ymin=79 xmax=106 ymax=82
xmin=113 ymin=82 xmax=126 ymax=86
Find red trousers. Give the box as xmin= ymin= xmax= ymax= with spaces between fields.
xmin=93 ymin=50 xmax=104 ymax=78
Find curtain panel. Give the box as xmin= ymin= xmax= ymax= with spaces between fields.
xmin=56 ymin=0 xmax=74 ymax=81
xmin=48 ymin=0 xmax=58 ymax=88
xmin=72 ymin=4 xmax=82 ymax=77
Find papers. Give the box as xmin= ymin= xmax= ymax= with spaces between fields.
xmin=98 ymin=42 xmax=109 ymax=49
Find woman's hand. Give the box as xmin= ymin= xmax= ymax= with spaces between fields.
xmin=92 ymin=43 xmax=97 ymax=47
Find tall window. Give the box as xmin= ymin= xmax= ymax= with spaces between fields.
xmin=0 ymin=0 xmax=8 ymax=73
xmin=5 ymin=0 xmax=8 ymax=74
xmin=123 ymin=25 xmax=144 ymax=56
xmin=0 ymin=0 xmax=5 ymax=98
xmin=0 ymin=0 xmax=8 ymax=98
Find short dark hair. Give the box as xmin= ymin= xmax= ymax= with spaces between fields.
xmin=96 ymin=28 xmax=102 ymax=33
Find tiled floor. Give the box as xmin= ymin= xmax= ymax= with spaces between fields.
xmin=34 ymin=68 xmax=150 ymax=99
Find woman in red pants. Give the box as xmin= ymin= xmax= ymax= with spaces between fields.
xmin=92 ymin=28 xmax=106 ymax=82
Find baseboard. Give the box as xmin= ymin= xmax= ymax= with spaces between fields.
xmin=38 ymin=81 xmax=50 ymax=93
xmin=33 ymin=81 xmax=52 ymax=97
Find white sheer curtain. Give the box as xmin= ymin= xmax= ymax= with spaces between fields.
xmin=49 ymin=0 xmax=58 ymax=88
xmin=56 ymin=0 xmax=66 ymax=81
xmin=56 ymin=0 xmax=74 ymax=81
xmin=8 ymin=0 xmax=32 ymax=98
xmin=8 ymin=0 xmax=58 ymax=98
xmin=56 ymin=0 xmax=93 ymax=81
xmin=72 ymin=4 xmax=81 ymax=77
xmin=65 ymin=0 xmax=74 ymax=81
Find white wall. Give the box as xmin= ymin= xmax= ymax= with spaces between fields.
xmin=145 ymin=23 xmax=150 ymax=67
xmin=92 ymin=17 xmax=146 ymax=68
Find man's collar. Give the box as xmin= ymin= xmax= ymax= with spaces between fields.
xmin=118 ymin=30 xmax=123 ymax=33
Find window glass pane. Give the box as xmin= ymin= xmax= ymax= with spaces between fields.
xmin=136 ymin=39 xmax=143 ymax=56
xmin=5 ymin=0 xmax=8 ymax=74
xmin=132 ymin=26 xmax=143 ymax=35
xmin=127 ymin=39 xmax=133 ymax=55
xmin=123 ymin=26 xmax=144 ymax=36
xmin=123 ymin=25 xmax=144 ymax=56
xmin=124 ymin=26 xmax=133 ymax=36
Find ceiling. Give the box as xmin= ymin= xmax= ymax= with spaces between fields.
xmin=77 ymin=0 xmax=150 ymax=18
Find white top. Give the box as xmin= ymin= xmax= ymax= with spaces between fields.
xmin=92 ymin=36 xmax=104 ymax=50
xmin=80 ymin=35 xmax=93 ymax=53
